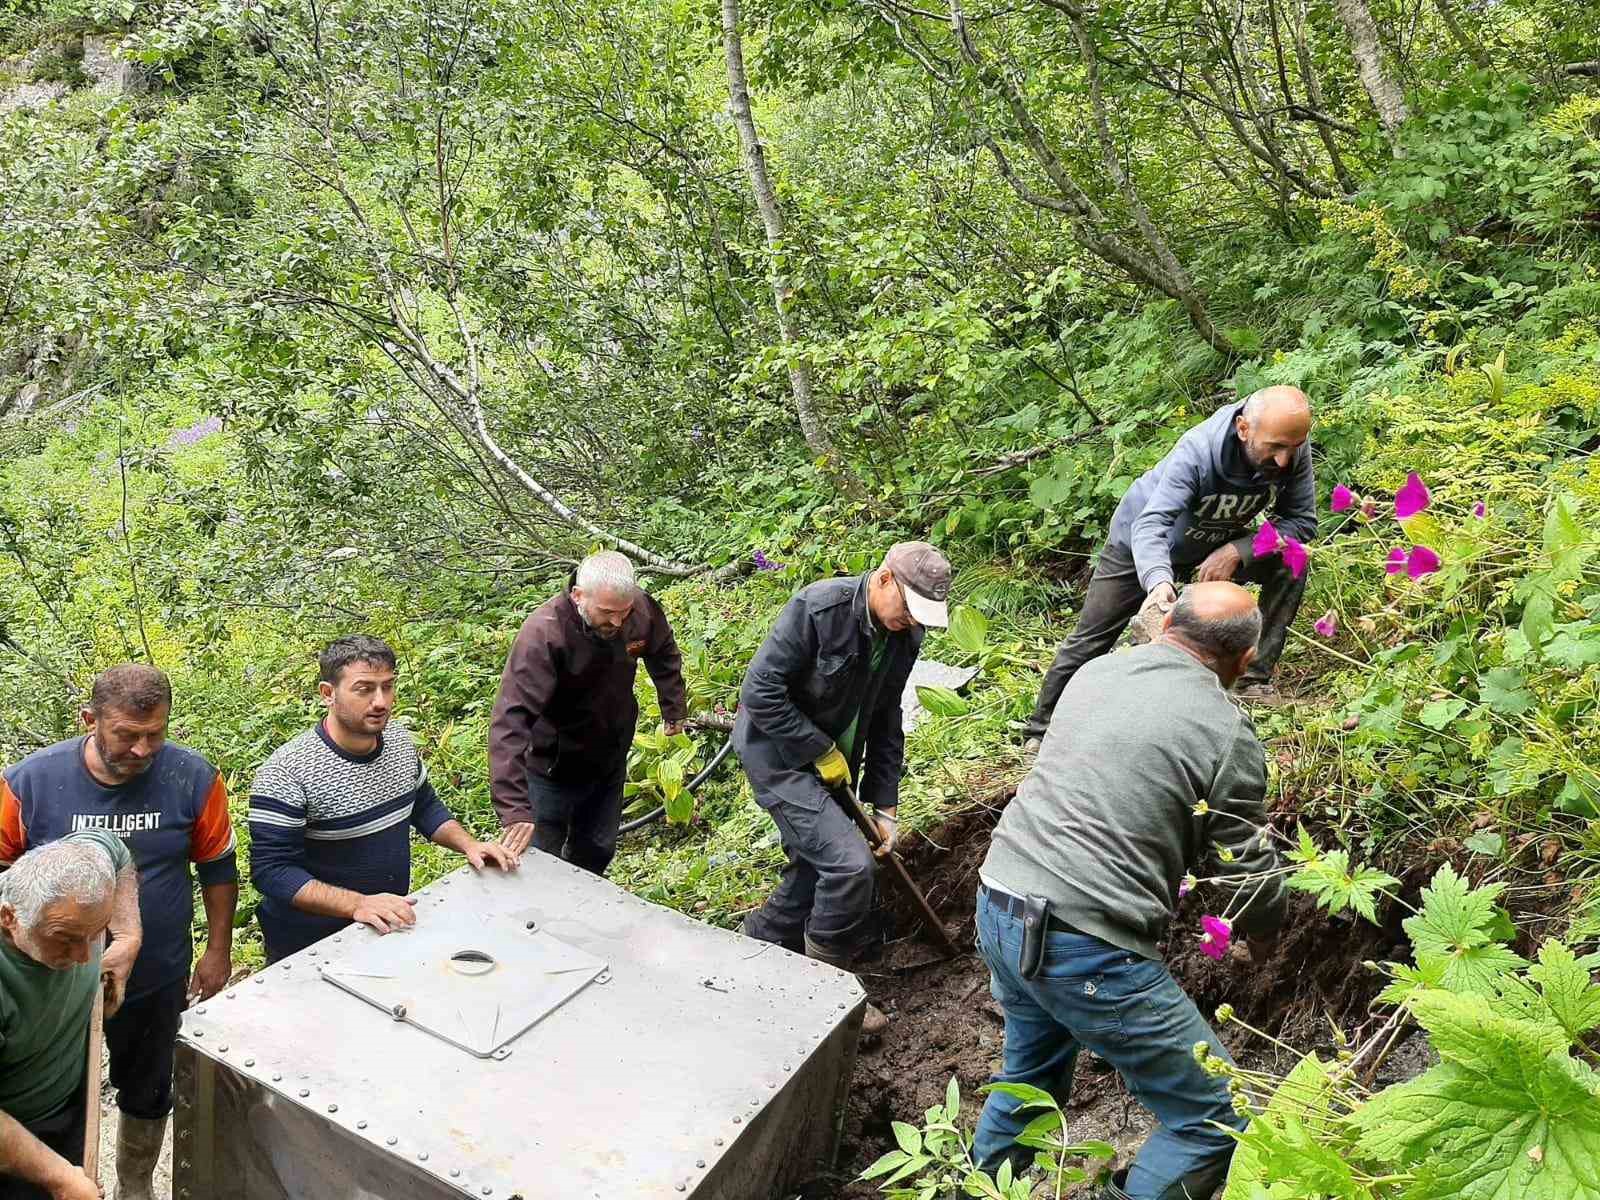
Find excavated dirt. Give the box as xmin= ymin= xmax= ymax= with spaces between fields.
xmin=821 ymin=787 xmax=1411 ymax=1198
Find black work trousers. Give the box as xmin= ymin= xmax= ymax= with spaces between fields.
xmin=742 ymin=774 xmax=876 ymax=958
xmin=105 ymin=976 xmax=187 ymax=1119
xmin=529 ymin=763 xmax=628 ymax=876
xmin=1024 ymin=542 xmax=1305 ymax=740
xmin=0 ymin=1079 xmax=87 ymax=1200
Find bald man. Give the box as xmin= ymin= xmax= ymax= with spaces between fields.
xmin=975 ymin=582 xmax=1286 ymax=1199
xmin=1024 ymin=387 xmax=1314 ymax=745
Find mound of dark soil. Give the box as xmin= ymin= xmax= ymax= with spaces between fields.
xmin=823 ymin=787 xmax=1402 ymax=1198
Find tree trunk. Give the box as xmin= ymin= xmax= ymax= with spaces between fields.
xmin=1433 ymin=0 xmax=1490 ymax=69
xmin=1332 ymin=0 xmax=1409 ymax=136
xmin=720 ymin=0 xmax=868 ymax=501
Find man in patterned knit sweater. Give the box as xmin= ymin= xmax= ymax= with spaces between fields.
xmin=248 ymin=635 xmax=519 ymax=962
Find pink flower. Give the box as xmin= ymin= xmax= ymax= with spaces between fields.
xmin=1406 ymin=545 xmax=1441 ymax=577
xmin=1330 ymin=484 xmax=1354 ymax=513
xmin=1385 ymin=545 xmax=1442 ymax=577
xmin=1252 ymin=520 xmax=1282 ymax=559
xmin=1395 ymin=472 xmax=1432 ymax=521
xmin=1199 ymin=915 xmax=1232 ymax=960
xmin=1472 ymin=501 xmax=1487 ymax=519
xmin=1361 ymin=498 xmax=1379 ymax=519
xmin=1313 ymin=610 xmax=1338 ymax=637
xmin=1281 ymin=538 xmax=1309 ymax=579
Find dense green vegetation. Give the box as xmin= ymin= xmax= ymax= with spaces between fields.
xmin=4 ymin=0 xmax=1600 ymax=1191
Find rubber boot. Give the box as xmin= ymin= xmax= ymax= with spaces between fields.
xmin=804 ymin=934 xmax=889 ymax=1035
xmin=115 ymin=1112 xmax=167 ymax=1200
xmin=1156 ymin=1162 xmax=1229 ymax=1200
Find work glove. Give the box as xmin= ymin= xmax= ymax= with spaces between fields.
xmin=872 ymin=810 xmax=898 ymax=858
xmin=814 ymin=745 xmax=852 ymax=788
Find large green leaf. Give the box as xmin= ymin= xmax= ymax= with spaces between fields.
xmin=1403 ymin=865 xmax=1525 ymax=995
xmin=948 ymin=605 xmax=988 ymax=656
xmin=1224 ymin=1054 xmax=1357 ymax=1200
xmin=1350 ymin=991 xmax=1600 ymax=1200
xmin=915 ymin=684 xmax=969 ymax=718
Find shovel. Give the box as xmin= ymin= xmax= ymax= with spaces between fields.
xmin=82 ymin=953 xmax=108 ymax=1183
xmin=833 ymin=782 xmax=961 ymax=959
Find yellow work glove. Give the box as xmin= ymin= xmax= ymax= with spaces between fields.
xmin=814 ymin=745 xmax=852 ymax=789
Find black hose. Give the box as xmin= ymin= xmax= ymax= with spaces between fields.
xmin=617 ymin=736 xmax=735 ymax=835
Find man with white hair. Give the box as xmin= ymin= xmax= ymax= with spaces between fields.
xmin=490 ymin=551 xmax=689 ymax=875
xmin=1023 ymin=386 xmax=1316 ymax=748
xmin=0 ymin=832 xmax=140 ymax=1200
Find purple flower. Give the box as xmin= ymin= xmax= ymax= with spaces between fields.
xmin=1199 ymin=915 xmax=1233 ymax=961
xmin=1252 ymin=520 xmax=1282 ymax=559
xmin=1313 ymin=610 xmax=1338 ymax=638
xmin=1395 ymin=472 xmax=1432 ymax=521
xmin=752 ymin=550 xmax=784 ymax=572
xmin=1281 ymin=538 xmax=1309 ymax=580
xmin=1330 ymin=484 xmax=1354 ymax=513
xmin=1406 ymin=545 xmax=1441 ymax=577
xmin=1178 ymin=874 xmax=1196 ymax=899
xmin=166 ymin=415 xmax=223 ymax=450
xmin=1385 ymin=547 xmax=1409 ymax=574
xmin=1472 ymin=501 xmax=1487 ymax=519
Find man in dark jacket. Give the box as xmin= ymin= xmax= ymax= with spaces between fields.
xmin=975 ymin=582 xmax=1285 ymax=1200
xmin=491 ymin=551 xmax=689 ymax=874
xmin=734 ymin=542 xmax=951 ymax=1030
xmin=1024 ymin=386 xmax=1314 ymax=746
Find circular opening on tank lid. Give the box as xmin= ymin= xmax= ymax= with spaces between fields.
xmin=448 ymin=950 xmax=497 ymax=976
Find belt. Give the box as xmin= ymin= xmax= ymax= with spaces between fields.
xmin=982 ymin=885 xmax=1088 ymax=936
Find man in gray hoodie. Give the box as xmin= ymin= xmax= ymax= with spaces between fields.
xmin=1023 ymin=387 xmax=1313 ymax=745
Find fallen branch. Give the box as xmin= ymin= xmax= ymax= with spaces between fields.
xmin=1565 ymin=60 xmax=1600 ymax=77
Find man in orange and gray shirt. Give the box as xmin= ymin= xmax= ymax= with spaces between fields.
xmin=0 ymin=664 xmax=237 ymax=1200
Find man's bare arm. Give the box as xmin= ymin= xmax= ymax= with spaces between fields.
xmin=0 ymin=1108 xmax=100 ymax=1199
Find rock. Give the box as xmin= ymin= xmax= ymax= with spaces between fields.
xmin=81 ymin=34 xmax=145 ymax=95
xmin=0 ymin=79 xmax=68 ymax=115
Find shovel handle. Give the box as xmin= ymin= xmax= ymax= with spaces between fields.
xmin=83 ymin=963 xmax=107 ymax=1180
xmin=836 ymin=785 xmax=961 ymax=959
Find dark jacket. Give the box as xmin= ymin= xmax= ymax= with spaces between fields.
xmin=733 ymin=574 xmax=922 ymax=813
xmin=1108 ymin=401 xmax=1317 ymax=593
xmin=488 ymin=589 xmax=688 ymax=824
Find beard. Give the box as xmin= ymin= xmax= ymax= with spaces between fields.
xmin=93 ymin=731 xmax=153 ymax=780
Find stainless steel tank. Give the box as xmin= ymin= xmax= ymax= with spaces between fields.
xmin=173 ymin=856 xmax=865 ymax=1199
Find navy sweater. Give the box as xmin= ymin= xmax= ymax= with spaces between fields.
xmin=248 ymin=720 xmax=451 ymax=958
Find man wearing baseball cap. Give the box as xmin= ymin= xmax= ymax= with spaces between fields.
xmin=733 ymin=542 xmax=951 ymax=1034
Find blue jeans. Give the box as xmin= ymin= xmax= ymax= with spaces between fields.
xmin=972 ymin=888 xmax=1243 ymax=1199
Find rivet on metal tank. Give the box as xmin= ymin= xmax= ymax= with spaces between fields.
xmin=298 ymin=1089 xmax=310 ymax=1098
xmin=271 ymin=1074 xmax=282 ymax=1082
xmin=327 ymin=1105 xmax=338 ymax=1114
xmin=218 ymin=1045 xmax=228 ymax=1053
xmin=418 ymin=1152 xmax=429 ymax=1161
xmin=356 ymin=1121 xmax=367 ymax=1130
xmin=243 ymin=1059 xmax=255 ymax=1067
xmin=386 ymin=1136 xmax=398 ymax=1146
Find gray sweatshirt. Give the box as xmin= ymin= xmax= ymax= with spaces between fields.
xmin=1108 ymin=402 xmax=1316 ymax=593
xmin=980 ymin=642 xmax=1285 ymax=960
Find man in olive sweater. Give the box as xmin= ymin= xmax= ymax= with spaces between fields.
xmin=974 ymin=582 xmax=1285 ymax=1200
